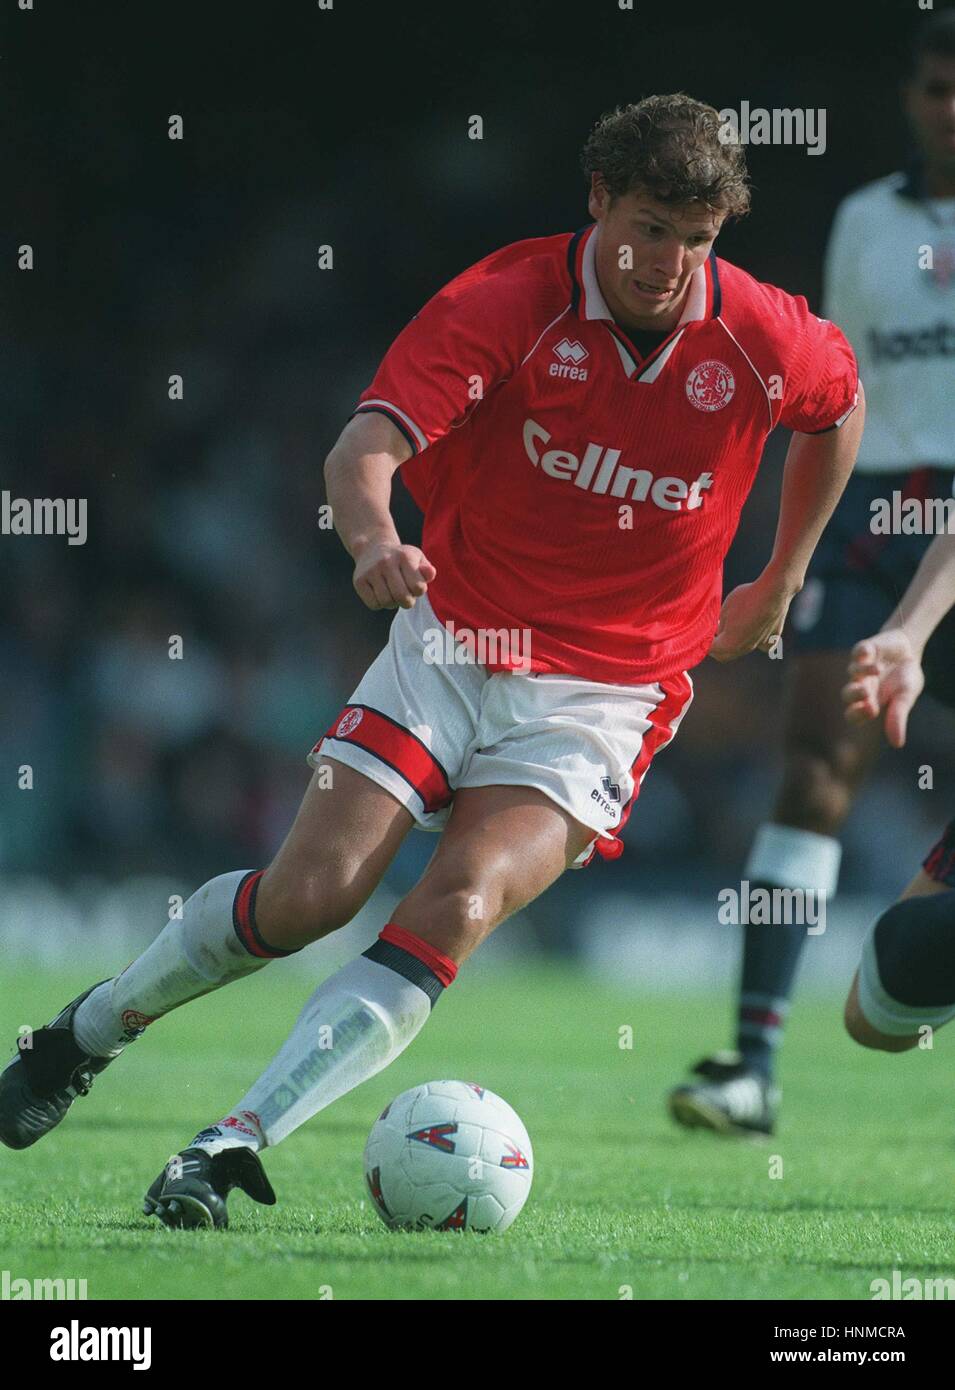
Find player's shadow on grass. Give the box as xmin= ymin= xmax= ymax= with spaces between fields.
xmin=662 ymin=1194 xmax=955 ymax=1218
xmin=85 ymin=1215 xmax=453 ymax=1247
xmin=65 ymin=1115 xmax=368 ymax=1139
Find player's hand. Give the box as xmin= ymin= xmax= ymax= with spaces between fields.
xmin=842 ymin=629 xmax=924 ymax=749
xmin=352 ymin=540 xmax=436 ymax=611
xmin=707 ymin=578 xmax=794 ymax=663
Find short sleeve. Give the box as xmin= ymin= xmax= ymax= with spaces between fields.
xmin=353 ymin=265 xmax=540 ymax=456
xmin=778 ymin=304 xmax=859 ymax=435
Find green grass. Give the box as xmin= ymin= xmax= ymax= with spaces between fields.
xmin=1 ymin=963 xmax=953 ymax=1300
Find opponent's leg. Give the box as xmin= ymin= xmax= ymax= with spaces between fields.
xmin=737 ymin=651 xmax=881 ymax=1067
xmin=845 ymin=870 xmax=955 ymax=1052
xmin=669 ymin=650 xmax=882 ymax=1135
xmin=0 ymin=763 xmax=412 ymax=1151
xmin=150 ymin=785 xmax=593 ymax=1227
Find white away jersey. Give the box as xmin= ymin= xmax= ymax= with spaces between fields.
xmin=823 ymin=171 xmax=955 ymax=472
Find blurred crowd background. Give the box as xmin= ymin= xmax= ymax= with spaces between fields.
xmin=4 ymin=0 xmax=954 ymax=940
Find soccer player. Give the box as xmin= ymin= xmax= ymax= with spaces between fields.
xmin=668 ymin=12 xmax=955 ymax=1136
xmin=0 ymin=95 xmax=862 ymax=1229
xmin=841 ymin=530 xmax=955 ymax=1051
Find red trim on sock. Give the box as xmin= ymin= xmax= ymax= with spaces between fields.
xmin=740 ymin=1006 xmax=782 ymax=1030
xmin=380 ymin=922 xmax=458 ymax=988
xmin=233 ymin=869 xmax=275 ymax=958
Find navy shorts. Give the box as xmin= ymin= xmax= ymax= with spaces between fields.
xmin=788 ymin=467 xmax=955 ymax=708
xmin=924 ymin=820 xmax=955 ymax=888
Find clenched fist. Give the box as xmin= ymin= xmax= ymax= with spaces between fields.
xmin=353 ymin=540 xmax=437 ymax=612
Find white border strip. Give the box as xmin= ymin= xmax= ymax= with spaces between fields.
xmin=357 ymin=399 xmax=429 ymax=453
xmin=715 ymin=319 xmax=774 ymax=429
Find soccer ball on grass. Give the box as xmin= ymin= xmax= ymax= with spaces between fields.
xmin=363 ymin=1080 xmax=533 ymax=1233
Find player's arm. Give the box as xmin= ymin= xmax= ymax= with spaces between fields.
xmin=323 ymin=412 xmax=436 ymax=612
xmin=709 ymin=381 xmax=866 ymax=661
xmin=843 ymin=531 xmax=955 ymax=747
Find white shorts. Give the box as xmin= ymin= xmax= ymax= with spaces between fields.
xmin=308 ymin=596 xmax=693 ymax=867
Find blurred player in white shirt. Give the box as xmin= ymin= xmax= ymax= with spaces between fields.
xmin=669 ymin=11 xmax=955 ymax=1136
xmin=842 ymin=531 xmax=955 ymax=1051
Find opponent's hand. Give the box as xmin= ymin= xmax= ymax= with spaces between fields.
xmin=352 ymin=540 xmax=436 ymax=611
xmin=708 ymin=578 xmax=794 ymax=663
xmin=842 ymin=629 xmax=924 ymax=749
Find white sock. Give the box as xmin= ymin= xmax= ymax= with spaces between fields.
xmin=73 ymin=869 xmax=281 ymax=1058
xmin=745 ymin=823 xmax=842 ymax=896
xmin=191 ymin=950 xmax=445 ymax=1154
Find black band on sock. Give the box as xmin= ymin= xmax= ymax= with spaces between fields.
xmin=874 ymin=892 xmax=955 ymax=1007
xmin=362 ymin=939 xmax=445 ymax=1008
xmin=232 ymin=870 xmax=299 ymax=959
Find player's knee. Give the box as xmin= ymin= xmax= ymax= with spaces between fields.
xmin=843 ymin=991 xmax=876 ymax=1047
xmin=255 ymin=864 xmax=368 ymax=949
xmin=776 ymin=751 xmax=855 ymax=834
xmin=416 ymin=854 xmax=514 ymax=940
xmin=843 ymin=985 xmax=916 ymax=1052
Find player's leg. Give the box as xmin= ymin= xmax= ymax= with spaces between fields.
xmin=191 ymin=784 xmax=593 ymax=1146
xmin=845 ymin=821 xmax=955 ymax=1052
xmin=146 ymin=663 xmax=686 ymax=1226
xmin=147 ymin=784 xmax=595 ymax=1227
xmin=669 ymin=649 xmax=883 ymax=1135
xmin=736 ymin=649 xmax=883 ymax=1063
xmin=0 ymin=762 xmax=413 ymax=1151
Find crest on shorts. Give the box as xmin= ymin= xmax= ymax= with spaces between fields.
xmin=336 ymin=708 xmax=364 ymax=738
xmin=686 ymin=360 xmax=736 ymax=412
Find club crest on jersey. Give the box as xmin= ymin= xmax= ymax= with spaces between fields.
xmin=336 ymin=708 xmax=364 ymax=738
xmin=686 ymin=360 xmax=736 ymax=412
xmin=550 ymin=337 xmax=589 ymax=380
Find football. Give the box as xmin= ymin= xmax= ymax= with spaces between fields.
xmin=363 ymin=1080 xmax=533 ymax=1233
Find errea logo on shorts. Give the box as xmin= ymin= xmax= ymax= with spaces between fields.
xmin=523 ymin=418 xmax=713 ymax=510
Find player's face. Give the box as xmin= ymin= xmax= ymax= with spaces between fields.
xmin=588 ymin=180 xmax=724 ymax=331
xmin=904 ymin=54 xmax=955 ymax=174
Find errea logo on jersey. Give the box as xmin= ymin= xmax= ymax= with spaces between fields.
xmin=523 ymin=419 xmax=713 ymax=511
xmin=550 ymin=338 xmax=589 ymax=381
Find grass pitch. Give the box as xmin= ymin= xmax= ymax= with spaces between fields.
xmin=1 ymin=962 xmax=953 ymax=1301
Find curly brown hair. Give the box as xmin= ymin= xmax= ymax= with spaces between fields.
xmin=581 ymin=94 xmax=751 ymax=220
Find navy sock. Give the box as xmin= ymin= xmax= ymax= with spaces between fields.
xmin=735 ymin=882 xmax=808 ymax=1079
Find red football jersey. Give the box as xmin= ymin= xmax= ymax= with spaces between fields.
xmin=353 ymin=225 xmax=859 ymax=683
